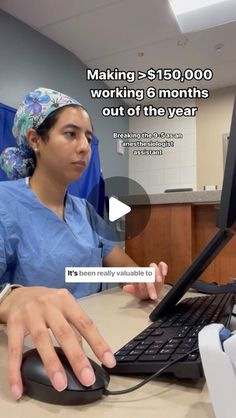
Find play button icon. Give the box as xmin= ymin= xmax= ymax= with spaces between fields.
xmin=86 ymin=176 xmax=151 ymax=242
xmin=109 ymin=197 xmax=131 ymax=222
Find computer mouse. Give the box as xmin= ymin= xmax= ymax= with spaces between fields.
xmin=21 ymin=347 xmax=110 ymax=405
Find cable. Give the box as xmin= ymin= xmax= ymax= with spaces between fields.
xmin=190 ymin=280 xmax=236 ymax=295
xmin=104 ymin=347 xmax=198 ymax=396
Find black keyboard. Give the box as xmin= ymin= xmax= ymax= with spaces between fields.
xmin=108 ymin=293 xmax=235 ymax=380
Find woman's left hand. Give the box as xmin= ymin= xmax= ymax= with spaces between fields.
xmin=122 ymin=261 xmax=168 ymax=300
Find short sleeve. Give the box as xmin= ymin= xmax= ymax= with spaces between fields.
xmin=0 ymin=204 xmax=16 ymax=284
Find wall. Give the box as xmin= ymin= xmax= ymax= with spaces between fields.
xmin=196 ymin=86 xmax=235 ymax=190
xmin=129 ymin=99 xmax=196 ymax=193
xmin=0 ymin=11 xmax=128 ymax=179
xmin=129 ymin=88 xmax=236 ymax=194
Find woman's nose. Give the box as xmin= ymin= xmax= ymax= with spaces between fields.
xmin=76 ymin=134 xmax=91 ymax=154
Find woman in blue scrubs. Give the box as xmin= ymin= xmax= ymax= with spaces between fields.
xmin=0 ymin=87 xmax=167 ymax=400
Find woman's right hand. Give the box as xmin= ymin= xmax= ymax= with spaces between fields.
xmin=0 ymin=286 xmax=116 ymax=401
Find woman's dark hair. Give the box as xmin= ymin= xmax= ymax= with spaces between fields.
xmin=35 ymin=104 xmax=90 ymax=142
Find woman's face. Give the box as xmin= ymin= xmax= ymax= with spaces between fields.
xmin=36 ymin=106 xmax=93 ymax=184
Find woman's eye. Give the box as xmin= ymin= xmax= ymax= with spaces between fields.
xmin=65 ymin=131 xmax=76 ymax=138
xmin=87 ymin=136 xmax=93 ymax=145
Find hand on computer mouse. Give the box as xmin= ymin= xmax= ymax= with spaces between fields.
xmin=0 ymin=286 xmax=116 ymax=401
xmin=122 ymin=261 xmax=168 ymax=300
xmin=21 ymin=347 xmax=110 ymax=405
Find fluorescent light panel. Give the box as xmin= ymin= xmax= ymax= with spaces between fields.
xmin=169 ymin=0 xmax=236 ymax=33
xmin=169 ymin=0 xmax=231 ymax=15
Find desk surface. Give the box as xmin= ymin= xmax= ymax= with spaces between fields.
xmin=0 ymin=286 xmax=215 ymax=418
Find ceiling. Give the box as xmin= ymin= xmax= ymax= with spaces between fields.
xmin=1 ymin=0 xmax=236 ymax=102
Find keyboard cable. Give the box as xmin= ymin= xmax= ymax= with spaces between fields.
xmin=104 ymin=347 xmax=198 ymax=396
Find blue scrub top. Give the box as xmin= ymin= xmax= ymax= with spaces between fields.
xmin=0 ymin=178 xmax=116 ymax=298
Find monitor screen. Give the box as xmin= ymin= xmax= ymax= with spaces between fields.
xmin=150 ymin=97 xmax=236 ymax=321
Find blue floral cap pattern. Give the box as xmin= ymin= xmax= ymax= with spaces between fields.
xmin=0 ymin=87 xmax=80 ymax=179
xmin=0 ymin=145 xmax=35 ymax=180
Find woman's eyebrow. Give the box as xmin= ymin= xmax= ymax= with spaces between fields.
xmin=62 ymin=124 xmax=93 ymax=135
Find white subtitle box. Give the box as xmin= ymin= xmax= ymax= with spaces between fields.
xmin=65 ymin=267 xmax=155 ymax=283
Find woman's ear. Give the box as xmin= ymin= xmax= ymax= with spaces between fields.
xmin=25 ymin=128 xmax=40 ymax=153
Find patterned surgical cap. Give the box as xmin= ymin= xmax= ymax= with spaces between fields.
xmin=0 ymin=87 xmax=81 ymax=179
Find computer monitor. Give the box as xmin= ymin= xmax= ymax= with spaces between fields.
xmin=150 ymin=97 xmax=236 ymax=321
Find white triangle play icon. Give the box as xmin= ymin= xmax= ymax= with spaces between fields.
xmin=109 ymin=197 xmax=131 ymax=222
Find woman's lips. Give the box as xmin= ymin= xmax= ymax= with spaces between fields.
xmin=72 ymin=161 xmax=86 ymax=168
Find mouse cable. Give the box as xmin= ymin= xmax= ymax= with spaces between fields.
xmin=104 ymin=347 xmax=198 ymax=396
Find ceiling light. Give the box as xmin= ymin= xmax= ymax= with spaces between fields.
xmin=169 ymin=0 xmax=231 ymax=15
xmin=169 ymin=0 xmax=236 ymax=33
